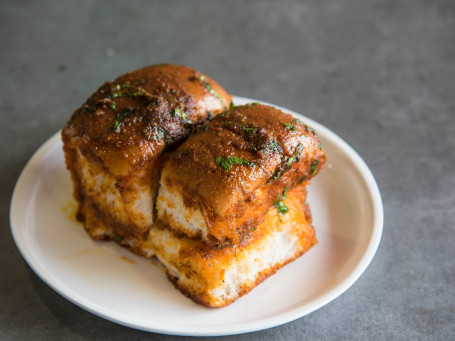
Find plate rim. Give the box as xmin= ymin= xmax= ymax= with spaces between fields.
xmin=10 ymin=96 xmax=383 ymax=336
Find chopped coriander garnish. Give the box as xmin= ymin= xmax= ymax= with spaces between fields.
xmin=109 ymin=86 xmax=152 ymax=100
xmin=225 ymin=121 xmax=258 ymax=134
xmin=173 ymin=108 xmax=187 ymax=120
xmin=215 ymin=156 xmax=256 ymax=171
xmin=147 ymin=126 xmax=166 ymax=141
xmin=173 ymin=108 xmax=193 ymax=126
xmin=113 ymin=120 xmax=121 ymax=131
xmin=113 ymin=235 xmax=123 ymax=241
xmin=200 ymin=75 xmax=226 ymax=109
xmin=267 ymin=143 xmax=303 ymax=182
xmin=274 ymin=187 xmax=290 ymax=215
xmin=229 ymin=101 xmax=235 ymax=109
xmin=296 ymin=143 xmax=304 ymax=156
xmin=275 ymin=201 xmax=289 ymax=215
xmin=263 ymin=140 xmax=282 ymax=153
xmin=269 ymin=171 xmax=284 ymax=182
xmin=291 ymin=118 xmax=306 ymax=126
xmin=110 ymin=102 xmax=116 ymax=110
xmin=310 ymin=159 xmax=320 ymax=175
xmin=318 ymin=143 xmax=323 ymax=150
xmin=196 ymin=124 xmax=208 ymax=132
xmin=156 ymin=127 xmax=166 ymax=140
xmin=113 ymin=107 xmax=135 ymax=132
xmin=282 ymin=187 xmax=289 ymax=200
xmin=207 ymin=111 xmax=214 ymax=120
xmin=284 ymin=122 xmax=296 ymax=132
xmin=82 ymin=105 xmax=93 ymax=113
xmin=111 ymin=83 xmax=131 ymax=92
xmin=285 ymin=156 xmax=295 ymax=168
xmin=165 ymin=135 xmax=174 ymax=144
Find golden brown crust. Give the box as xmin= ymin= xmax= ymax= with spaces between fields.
xmin=160 ymin=104 xmax=325 ymax=247
xmin=62 ymin=64 xmax=232 ymax=178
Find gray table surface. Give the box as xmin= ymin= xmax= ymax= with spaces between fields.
xmin=1 ymin=1 xmax=454 ymax=340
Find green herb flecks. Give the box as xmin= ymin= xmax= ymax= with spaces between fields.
xmin=200 ymin=75 xmax=226 ymax=109
xmin=196 ymin=124 xmax=208 ymax=132
xmin=110 ymin=102 xmax=116 ymax=110
xmin=82 ymin=105 xmax=94 ymax=113
xmin=113 ymin=235 xmax=123 ymax=242
xmin=225 ymin=120 xmax=258 ymax=135
xmin=285 ymin=156 xmax=295 ymax=168
xmin=291 ymin=118 xmax=306 ymax=126
xmin=296 ymin=143 xmax=304 ymax=156
xmin=113 ymin=121 xmax=121 ymax=132
xmin=207 ymin=111 xmax=214 ymax=120
xmin=274 ymin=187 xmax=290 ymax=215
xmin=229 ymin=101 xmax=235 ymax=109
xmin=216 ymin=156 xmax=256 ymax=172
xmin=173 ymin=108 xmax=187 ymax=120
xmin=262 ymin=140 xmax=283 ymax=154
xmin=310 ymin=159 xmax=320 ymax=175
xmin=267 ymin=143 xmax=303 ymax=182
xmin=275 ymin=201 xmax=289 ymax=215
xmin=173 ymin=108 xmax=193 ymax=126
xmin=291 ymin=118 xmax=317 ymax=135
xmin=318 ymin=143 xmax=323 ymax=150
xmin=284 ymin=122 xmax=296 ymax=132
xmin=110 ymin=86 xmax=152 ymax=100
xmin=165 ymin=134 xmax=174 ymax=145
xmin=111 ymin=83 xmax=131 ymax=92
xmin=113 ymin=107 xmax=135 ymax=132
xmin=146 ymin=126 xmax=166 ymax=141
xmin=162 ymin=134 xmax=175 ymax=152
xmin=155 ymin=127 xmax=166 ymax=140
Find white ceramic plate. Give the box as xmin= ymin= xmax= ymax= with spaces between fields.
xmin=10 ymin=96 xmax=383 ymax=336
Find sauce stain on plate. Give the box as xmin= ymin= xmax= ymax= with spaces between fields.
xmin=61 ymin=199 xmax=80 ymax=224
xmin=119 ymin=256 xmax=136 ymax=264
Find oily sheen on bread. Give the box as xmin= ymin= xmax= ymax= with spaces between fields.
xmin=62 ymin=64 xmax=325 ymax=308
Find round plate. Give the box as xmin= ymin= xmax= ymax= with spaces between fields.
xmin=10 ymin=96 xmax=383 ymax=336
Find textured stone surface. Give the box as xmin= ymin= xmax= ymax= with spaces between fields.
xmin=1 ymin=0 xmax=454 ymax=340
